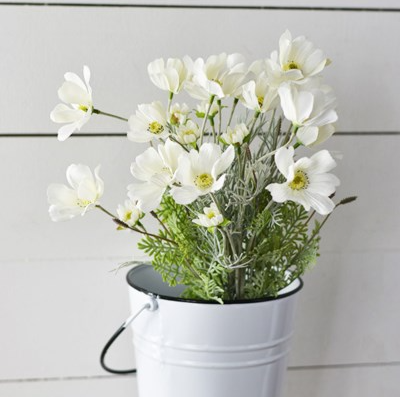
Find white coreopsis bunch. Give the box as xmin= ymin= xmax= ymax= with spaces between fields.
xmin=169 ymin=103 xmax=190 ymax=125
xmin=148 ymin=58 xmax=189 ymax=94
xmin=176 ymin=120 xmax=200 ymax=145
xmin=196 ymin=100 xmax=220 ymax=118
xmin=241 ymin=75 xmax=278 ymax=114
xmin=128 ymin=139 xmax=185 ymax=212
xmin=127 ymin=101 xmax=169 ymax=143
xmin=192 ymin=203 xmax=224 ymax=228
xmin=116 ymin=199 xmax=143 ymax=229
xmin=274 ymin=30 xmax=329 ymax=80
xmin=48 ymin=30 xmax=354 ymax=302
xmin=278 ymin=82 xmax=338 ymax=146
xmin=221 ymin=123 xmax=250 ymax=145
xmin=171 ymin=143 xmax=235 ymax=204
xmin=50 ymin=66 xmax=93 ymax=141
xmin=184 ymin=53 xmax=247 ymax=100
xmin=47 ymin=164 xmax=103 ymax=221
xmin=267 ymin=147 xmax=340 ymax=215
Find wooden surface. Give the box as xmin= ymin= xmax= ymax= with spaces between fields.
xmin=0 ymin=1 xmax=399 ymax=396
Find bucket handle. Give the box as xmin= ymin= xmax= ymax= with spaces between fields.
xmin=100 ymin=295 xmax=158 ymax=374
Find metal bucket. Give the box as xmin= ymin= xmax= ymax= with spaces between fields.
xmin=101 ymin=264 xmax=303 ymax=397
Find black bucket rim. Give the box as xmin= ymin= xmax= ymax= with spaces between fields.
xmin=126 ymin=264 xmax=303 ymax=305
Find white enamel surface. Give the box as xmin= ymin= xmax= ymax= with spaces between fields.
xmin=0 ymin=1 xmax=399 ymax=396
xmin=128 ymin=279 xmax=300 ymax=397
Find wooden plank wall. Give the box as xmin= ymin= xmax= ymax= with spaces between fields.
xmin=0 ymin=1 xmax=399 ymax=396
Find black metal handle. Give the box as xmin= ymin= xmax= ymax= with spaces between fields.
xmin=100 ymin=301 xmax=156 ymax=374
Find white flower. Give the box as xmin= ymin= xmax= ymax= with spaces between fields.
xmin=116 ymin=199 xmax=143 ymax=228
xmin=148 ymin=58 xmax=189 ymax=94
xmin=47 ymin=164 xmax=103 ymax=221
xmin=241 ymin=75 xmax=278 ymax=113
xmin=50 ymin=66 xmax=93 ymax=141
xmin=266 ymin=147 xmax=340 ymax=215
xmin=221 ymin=123 xmax=250 ymax=145
xmin=192 ymin=203 xmax=224 ymax=228
xmin=185 ymin=53 xmax=247 ymax=100
xmin=169 ymin=102 xmax=190 ymax=125
xmin=176 ymin=120 xmax=200 ymax=145
xmin=128 ymin=139 xmax=185 ymax=212
xmin=128 ymin=101 xmax=169 ymax=143
xmin=278 ymin=83 xmax=337 ymax=128
xmin=296 ymin=123 xmax=336 ymax=147
xmin=196 ymin=100 xmax=220 ymax=118
xmin=249 ymin=58 xmax=301 ymax=89
xmin=274 ymin=29 xmax=329 ymax=79
xmin=171 ymin=143 xmax=235 ymax=204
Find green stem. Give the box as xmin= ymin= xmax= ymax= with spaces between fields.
xmin=93 ymin=109 xmax=128 ymax=122
xmin=217 ymin=99 xmax=222 ymax=137
xmin=95 ymin=205 xmax=177 ymax=245
xmin=199 ymin=95 xmax=215 ymax=145
xmin=227 ymin=98 xmax=239 ymax=129
xmin=151 ymin=210 xmax=172 ymax=237
xmin=210 ymin=117 xmax=217 ymax=143
xmin=167 ymin=92 xmax=174 ymax=113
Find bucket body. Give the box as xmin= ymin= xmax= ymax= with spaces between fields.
xmin=127 ymin=265 xmax=302 ymax=397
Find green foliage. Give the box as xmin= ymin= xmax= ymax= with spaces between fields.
xmin=134 ymin=112 xmax=341 ymax=302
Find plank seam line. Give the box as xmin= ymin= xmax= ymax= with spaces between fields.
xmin=0 ymin=2 xmax=399 ymax=12
xmin=0 ymin=131 xmax=399 ymax=138
xmin=0 ymin=361 xmax=399 ymax=383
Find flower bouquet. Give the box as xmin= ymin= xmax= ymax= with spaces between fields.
xmin=47 ymin=30 xmax=355 ymax=304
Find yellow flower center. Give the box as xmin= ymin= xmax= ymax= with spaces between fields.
xmin=124 ymin=211 xmax=133 ymax=222
xmin=184 ymin=129 xmax=195 ymax=136
xmin=212 ymin=78 xmax=222 ymax=86
xmin=148 ymin=121 xmax=164 ymax=135
xmin=288 ymin=170 xmax=309 ymax=190
xmin=207 ymin=212 xmax=215 ymax=219
xmin=257 ymin=96 xmax=264 ymax=108
xmin=79 ymin=105 xmax=89 ymax=112
xmin=77 ymin=198 xmax=92 ymax=207
xmin=170 ymin=114 xmax=179 ymax=125
xmin=283 ymin=61 xmax=300 ymax=71
xmin=195 ymin=173 xmax=214 ymax=189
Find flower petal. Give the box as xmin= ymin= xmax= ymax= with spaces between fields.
xmin=212 ymin=145 xmax=234 ymax=177
xmin=66 ymin=164 xmax=93 ymax=190
xmin=304 ymin=191 xmax=335 ymax=215
xmin=275 ymin=146 xmax=295 ymax=178
xmin=170 ymin=185 xmax=199 ymax=205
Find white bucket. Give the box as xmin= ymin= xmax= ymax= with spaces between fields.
xmin=126 ymin=264 xmax=303 ymax=397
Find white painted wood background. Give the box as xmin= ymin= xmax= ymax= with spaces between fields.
xmin=0 ymin=1 xmax=399 ymax=396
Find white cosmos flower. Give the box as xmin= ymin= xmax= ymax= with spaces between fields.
xmin=192 ymin=203 xmax=224 ymax=228
xmin=116 ymin=199 xmax=143 ymax=228
xmin=241 ymin=75 xmax=279 ymax=113
xmin=266 ymin=147 xmax=340 ymax=215
xmin=50 ymin=66 xmax=93 ymax=141
xmin=148 ymin=58 xmax=189 ymax=94
xmin=221 ymin=123 xmax=250 ymax=145
xmin=274 ymin=29 xmax=329 ymax=79
xmin=196 ymin=100 xmax=220 ymax=118
xmin=47 ymin=164 xmax=103 ymax=221
xmin=296 ymin=123 xmax=336 ymax=147
xmin=169 ymin=102 xmax=190 ymax=125
xmin=176 ymin=120 xmax=200 ymax=145
xmin=185 ymin=53 xmax=247 ymax=100
xmin=249 ymin=58 xmax=301 ymax=89
xmin=128 ymin=101 xmax=169 ymax=143
xmin=278 ymin=83 xmax=337 ymax=128
xmin=128 ymin=139 xmax=185 ymax=212
xmin=171 ymin=143 xmax=235 ymax=205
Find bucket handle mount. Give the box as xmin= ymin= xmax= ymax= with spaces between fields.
xmin=100 ymin=295 xmax=158 ymax=374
